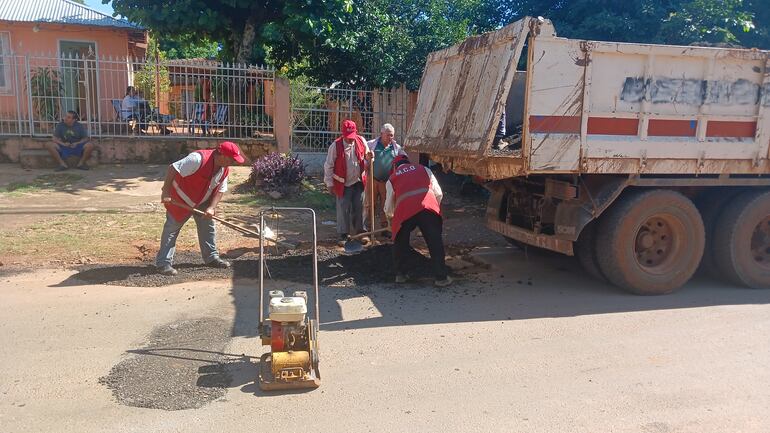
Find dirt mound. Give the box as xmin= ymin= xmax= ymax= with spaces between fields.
xmin=64 ymin=245 xmax=434 ymax=287
xmin=99 ymin=317 xmax=234 ymax=411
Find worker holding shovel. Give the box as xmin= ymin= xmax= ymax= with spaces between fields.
xmin=155 ymin=141 xmax=245 ymax=276
xmin=384 ymin=155 xmax=451 ymax=287
xmin=365 ymin=123 xmax=406 ymax=237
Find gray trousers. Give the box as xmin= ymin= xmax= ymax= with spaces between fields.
xmin=155 ymin=209 xmax=219 ymax=267
xmin=336 ymin=181 xmax=364 ymax=236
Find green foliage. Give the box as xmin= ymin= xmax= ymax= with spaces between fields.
xmin=500 ymin=0 xmax=769 ymax=48
xmin=133 ymin=36 xmax=171 ymax=107
xmin=28 ymin=67 xmax=63 ymax=122
xmin=110 ymin=0 xmax=355 ymax=64
xmin=159 ymin=35 xmax=220 ymax=60
xmin=271 ymin=0 xmax=501 ymax=90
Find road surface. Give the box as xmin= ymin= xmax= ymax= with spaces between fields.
xmin=1 ymin=247 xmax=769 ymax=433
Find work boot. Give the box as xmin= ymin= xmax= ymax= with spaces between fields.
xmin=395 ymin=273 xmax=409 ymax=283
xmin=158 ymin=264 xmax=178 ymax=276
xmin=207 ymin=257 xmax=231 ymax=269
xmin=434 ymin=276 xmax=453 ymax=287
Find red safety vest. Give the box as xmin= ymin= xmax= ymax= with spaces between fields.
xmin=164 ymin=149 xmax=229 ymax=222
xmin=390 ymin=164 xmax=441 ymax=238
xmin=332 ymin=135 xmax=367 ymax=197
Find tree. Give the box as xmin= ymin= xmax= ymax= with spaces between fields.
xmin=270 ymin=0 xmax=502 ymax=89
xmin=109 ymin=0 xmax=354 ymax=64
xmin=497 ymin=0 xmax=769 ymax=48
xmin=159 ymin=35 xmax=220 ymax=60
xmin=133 ymin=37 xmax=170 ymax=107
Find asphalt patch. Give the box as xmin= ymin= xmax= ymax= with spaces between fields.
xmin=99 ymin=317 xmax=234 ymax=411
xmin=64 ymin=245 xmax=433 ymax=287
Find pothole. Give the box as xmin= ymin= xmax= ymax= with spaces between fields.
xmin=99 ymin=317 xmax=235 ymax=410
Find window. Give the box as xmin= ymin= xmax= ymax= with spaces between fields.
xmin=0 ymin=32 xmax=11 ymax=93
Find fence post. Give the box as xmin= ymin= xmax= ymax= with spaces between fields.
xmin=24 ymin=55 xmax=34 ymax=136
xmin=94 ymin=55 xmax=102 ymax=138
xmin=274 ymin=76 xmax=291 ymax=153
xmin=12 ymin=56 xmax=23 ymax=135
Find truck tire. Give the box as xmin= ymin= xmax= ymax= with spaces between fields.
xmin=695 ymin=191 xmax=734 ymax=278
xmin=712 ymin=190 xmax=770 ymax=288
xmin=596 ymin=189 xmax=704 ymax=295
xmin=575 ymin=220 xmax=606 ymax=282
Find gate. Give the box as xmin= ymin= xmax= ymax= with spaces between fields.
xmin=290 ymin=85 xmax=411 ymax=152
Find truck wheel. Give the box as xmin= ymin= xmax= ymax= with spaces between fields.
xmin=712 ymin=190 xmax=770 ymax=288
xmin=596 ymin=189 xmax=704 ymax=295
xmin=695 ymin=191 xmax=734 ymax=278
xmin=575 ymin=220 xmax=605 ymax=282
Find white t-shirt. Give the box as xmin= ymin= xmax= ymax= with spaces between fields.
xmin=172 ymin=152 xmax=228 ymax=193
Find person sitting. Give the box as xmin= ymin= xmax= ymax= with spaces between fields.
xmin=121 ymin=86 xmax=148 ymax=132
xmin=45 ymin=110 xmax=94 ymax=171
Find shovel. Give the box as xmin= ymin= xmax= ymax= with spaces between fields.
xmin=343 ymin=227 xmax=390 ymax=254
xmin=167 ymin=200 xmax=296 ymax=249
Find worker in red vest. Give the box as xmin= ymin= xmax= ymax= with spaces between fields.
xmin=156 ymin=141 xmax=245 ymax=276
xmin=384 ymin=155 xmax=451 ymax=287
xmin=323 ymin=119 xmax=370 ymax=245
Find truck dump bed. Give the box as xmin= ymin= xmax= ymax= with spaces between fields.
xmin=405 ymin=17 xmax=770 ymax=179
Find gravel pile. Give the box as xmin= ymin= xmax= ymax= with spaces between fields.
xmin=69 ymin=245 xmax=432 ymax=287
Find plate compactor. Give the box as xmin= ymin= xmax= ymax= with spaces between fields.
xmin=257 ymin=207 xmax=321 ymax=391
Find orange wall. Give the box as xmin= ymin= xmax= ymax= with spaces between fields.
xmin=0 ymin=22 xmax=138 ymax=125
xmin=0 ymin=22 xmax=132 ymax=57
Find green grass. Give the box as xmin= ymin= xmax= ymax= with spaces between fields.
xmin=3 ymin=173 xmax=84 ymax=196
xmin=0 ymin=212 xmax=166 ymax=259
xmin=229 ymin=179 xmax=335 ymax=211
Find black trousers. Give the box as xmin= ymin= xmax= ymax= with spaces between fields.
xmin=393 ymin=210 xmax=447 ymax=280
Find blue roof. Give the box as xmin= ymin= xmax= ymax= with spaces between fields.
xmin=0 ymin=0 xmax=143 ymax=30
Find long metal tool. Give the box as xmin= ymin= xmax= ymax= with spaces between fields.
xmin=368 ymin=155 xmax=377 ymax=246
xmin=167 ymin=200 xmax=294 ymax=248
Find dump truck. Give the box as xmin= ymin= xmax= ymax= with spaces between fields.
xmin=404 ymin=17 xmax=770 ymax=295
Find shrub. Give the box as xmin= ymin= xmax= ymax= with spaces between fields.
xmin=250 ymin=153 xmax=306 ymax=193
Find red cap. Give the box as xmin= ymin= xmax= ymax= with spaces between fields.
xmin=341 ymin=119 xmax=358 ymax=139
xmin=391 ymin=155 xmax=410 ymax=174
xmin=217 ymin=141 xmax=245 ymax=163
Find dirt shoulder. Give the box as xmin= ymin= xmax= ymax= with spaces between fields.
xmin=0 ymin=164 xmax=500 ymax=273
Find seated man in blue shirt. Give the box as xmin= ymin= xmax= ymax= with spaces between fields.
xmin=45 ymin=110 xmax=94 ymax=171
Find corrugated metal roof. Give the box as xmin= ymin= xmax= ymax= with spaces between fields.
xmin=0 ymin=0 xmax=142 ymax=30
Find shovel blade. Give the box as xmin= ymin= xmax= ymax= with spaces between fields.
xmin=343 ymin=239 xmax=365 ymax=255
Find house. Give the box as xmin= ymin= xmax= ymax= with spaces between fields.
xmin=0 ymin=0 xmax=147 ymax=58
xmin=0 ymin=0 xmax=147 ymax=134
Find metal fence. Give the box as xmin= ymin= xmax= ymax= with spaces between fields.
xmin=290 ymin=85 xmax=411 ymax=152
xmin=0 ymin=54 xmax=275 ymax=139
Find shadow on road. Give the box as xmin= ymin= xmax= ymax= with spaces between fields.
xmin=230 ymin=245 xmax=770 ymax=336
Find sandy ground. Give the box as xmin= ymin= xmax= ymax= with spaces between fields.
xmin=1 ymin=247 xmax=769 ymax=433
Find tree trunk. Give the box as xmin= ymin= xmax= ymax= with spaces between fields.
xmin=235 ymin=15 xmax=258 ymax=64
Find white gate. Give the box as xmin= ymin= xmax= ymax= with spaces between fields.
xmin=290 ymin=85 xmax=411 ymax=152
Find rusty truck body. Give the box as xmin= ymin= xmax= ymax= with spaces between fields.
xmin=404 ymin=17 xmax=770 ymax=294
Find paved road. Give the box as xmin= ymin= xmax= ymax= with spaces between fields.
xmin=1 ymin=248 xmax=769 ymax=433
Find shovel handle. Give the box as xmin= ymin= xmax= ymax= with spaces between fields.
xmin=349 ymin=227 xmax=390 ymax=240
xmin=165 ymin=200 xmax=295 ymax=249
